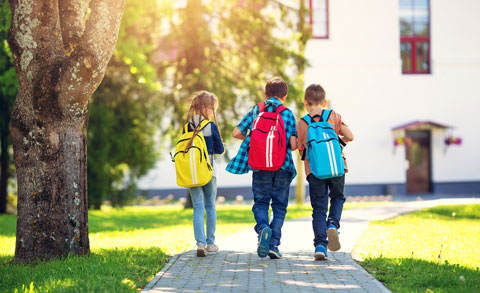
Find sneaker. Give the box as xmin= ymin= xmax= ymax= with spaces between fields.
xmin=257 ymin=227 xmax=272 ymax=258
xmin=206 ymin=244 xmax=219 ymax=253
xmin=196 ymin=244 xmax=207 ymax=257
xmin=327 ymin=224 xmax=341 ymax=251
xmin=314 ymin=245 xmax=327 ymax=260
xmin=268 ymin=245 xmax=282 ymax=259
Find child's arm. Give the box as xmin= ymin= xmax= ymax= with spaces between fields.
xmin=296 ymin=120 xmax=306 ymax=158
xmin=232 ymin=106 xmax=256 ymax=140
xmin=289 ymin=136 xmax=297 ymax=151
xmin=212 ymin=124 xmax=225 ymax=154
xmin=232 ymin=127 xmax=247 ymax=140
xmin=340 ymin=124 xmax=354 ymax=143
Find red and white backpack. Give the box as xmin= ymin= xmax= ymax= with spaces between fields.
xmin=248 ymin=102 xmax=288 ymax=171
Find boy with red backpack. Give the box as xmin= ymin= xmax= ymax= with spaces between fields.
xmin=227 ymin=77 xmax=297 ymax=259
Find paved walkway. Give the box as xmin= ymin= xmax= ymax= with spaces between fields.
xmin=143 ymin=198 xmax=480 ymax=292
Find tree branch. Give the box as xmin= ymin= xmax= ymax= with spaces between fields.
xmin=8 ymin=0 xmax=61 ymax=78
xmin=56 ymin=0 xmax=125 ymax=117
xmin=59 ymin=0 xmax=91 ymax=56
xmin=81 ymin=0 xmax=125 ymax=73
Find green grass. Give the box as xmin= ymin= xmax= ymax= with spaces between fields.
xmin=354 ymin=204 xmax=480 ymax=292
xmin=0 ymin=204 xmax=314 ymax=292
xmin=0 ymin=201 xmax=393 ymax=292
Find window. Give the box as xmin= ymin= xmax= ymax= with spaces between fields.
xmin=309 ymin=0 xmax=329 ymax=39
xmin=399 ymin=0 xmax=430 ymax=74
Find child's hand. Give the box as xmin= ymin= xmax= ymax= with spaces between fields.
xmin=232 ymin=127 xmax=247 ymax=140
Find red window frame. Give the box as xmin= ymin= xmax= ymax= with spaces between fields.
xmin=309 ymin=0 xmax=329 ymax=39
xmin=400 ymin=36 xmax=430 ymax=74
xmin=400 ymin=0 xmax=431 ymax=74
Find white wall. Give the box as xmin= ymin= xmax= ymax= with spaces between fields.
xmin=304 ymin=0 xmax=480 ymax=184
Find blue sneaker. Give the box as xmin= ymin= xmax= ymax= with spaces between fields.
xmin=257 ymin=227 xmax=272 ymax=258
xmin=315 ymin=245 xmax=327 ymax=260
xmin=327 ymin=224 xmax=341 ymax=251
xmin=268 ymin=245 xmax=282 ymax=259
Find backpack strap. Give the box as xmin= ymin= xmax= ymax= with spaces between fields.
xmin=184 ymin=120 xmax=211 ymax=133
xmin=321 ymin=109 xmax=332 ymax=122
xmin=198 ymin=119 xmax=212 ymax=131
xmin=276 ymin=105 xmax=287 ymax=114
xmin=184 ymin=122 xmax=194 ymax=133
xmin=259 ymin=102 xmax=288 ymax=114
xmin=258 ymin=102 xmax=265 ymax=112
xmin=300 ymin=115 xmax=312 ymax=161
xmin=301 ymin=114 xmax=312 ymax=126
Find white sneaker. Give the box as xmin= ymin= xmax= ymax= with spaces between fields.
xmin=206 ymin=244 xmax=219 ymax=253
xmin=197 ymin=244 xmax=207 ymax=257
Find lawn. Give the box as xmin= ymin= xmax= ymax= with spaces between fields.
xmin=0 ymin=204 xmax=317 ymax=292
xmin=354 ymin=204 xmax=480 ymax=292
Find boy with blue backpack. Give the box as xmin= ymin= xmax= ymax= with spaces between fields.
xmin=227 ymin=77 xmax=297 ymax=259
xmin=297 ymin=84 xmax=354 ymax=260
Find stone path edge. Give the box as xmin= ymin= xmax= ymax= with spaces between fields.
xmin=349 ymin=255 xmax=391 ymax=293
xmin=143 ymin=253 xmax=182 ymax=290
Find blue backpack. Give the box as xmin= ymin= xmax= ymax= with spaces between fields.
xmin=301 ymin=110 xmax=345 ymax=179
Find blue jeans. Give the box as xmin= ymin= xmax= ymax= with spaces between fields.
xmin=307 ymin=174 xmax=346 ymax=247
xmin=189 ymin=177 xmax=217 ymax=245
xmin=252 ymin=170 xmax=292 ymax=247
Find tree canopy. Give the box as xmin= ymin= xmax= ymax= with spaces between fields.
xmin=86 ymin=0 xmax=309 ymax=207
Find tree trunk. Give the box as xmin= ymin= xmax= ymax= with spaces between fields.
xmin=295 ymin=0 xmax=309 ymax=205
xmin=8 ymin=0 xmax=125 ymax=262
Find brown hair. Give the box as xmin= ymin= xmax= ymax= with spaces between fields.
xmin=265 ymin=77 xmax=288 ymax=98
xmin=184 ymin=91 xmax=219 ymax=150
xmin=304 ymin=84 xmax=326 ymax=106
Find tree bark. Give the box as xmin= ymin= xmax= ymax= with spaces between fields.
xmin=8 ymin=0 xmax=125 ymax=262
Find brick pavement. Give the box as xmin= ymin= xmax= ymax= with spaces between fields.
xmin=143 ymin=198 xmax=480 ymax=292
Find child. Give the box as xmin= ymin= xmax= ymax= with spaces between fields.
xmin=186 ymin=91 xmax=224 ymax=257
xmin=228 ymin=77 xmax=297 ymax=259
xmin=296 ymin=84 xmax=354 ymax=260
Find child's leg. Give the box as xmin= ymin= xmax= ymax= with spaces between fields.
xmin=189 ymin=187 xmax=206 ymax=245
xmin=327 ymin=175 xmax=346 ymax=229
xmin=203 ymin=177 xmax=217 ymax=245
xmin=307 ymin=174 xmax=329 ymax=248
xmin=252 ymin=171 xmax=273 ymax=235
xmin=269 ymin=170 xmax=292 ymax=247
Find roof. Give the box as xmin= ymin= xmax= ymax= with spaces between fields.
xmin=391 ymin=120 xmax=452 ymax=131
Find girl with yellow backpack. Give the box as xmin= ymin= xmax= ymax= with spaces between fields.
xmin=173 ymin=91 xmax=224 ymax=256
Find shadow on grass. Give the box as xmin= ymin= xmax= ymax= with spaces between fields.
xmin=0 ymin=247 xmax=169 ymax=292
xmin=1 ymin=205 xmax=311 ymax=236
xmin=360 ymin=256 xmax=480 ymax=292
xmin=88 ymin=207 xmax=262 ymax=233
xmin=0 ymin=207 xmax=258 ymax=236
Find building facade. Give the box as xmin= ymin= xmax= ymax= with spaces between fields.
xmin=304 ymin=0 xmax=480 ymax=194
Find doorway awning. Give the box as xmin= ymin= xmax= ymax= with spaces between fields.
xmin=392 ymin=120 xmax=452 ymax=131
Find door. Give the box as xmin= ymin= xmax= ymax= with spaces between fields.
xmin=406 ymin=130 xmax=431 ymax=193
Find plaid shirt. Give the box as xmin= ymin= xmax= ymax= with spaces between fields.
xmin=226 ymin=97 xmax=297 ymax=179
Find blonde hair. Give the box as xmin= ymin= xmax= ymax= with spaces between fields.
xmin=184 ymin=91 xmax=219 ymax=150
xmin=186 ymin=91 xmax=218 ymax=123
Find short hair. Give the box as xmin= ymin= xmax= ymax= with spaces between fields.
xmin=265 ymin=77 xmax=288 ymax=98
xmin=304 ymin=84 xmax=325 ymax=105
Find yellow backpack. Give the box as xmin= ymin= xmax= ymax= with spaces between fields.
xmin=172 ymin=120 xmax=213 ymax=188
